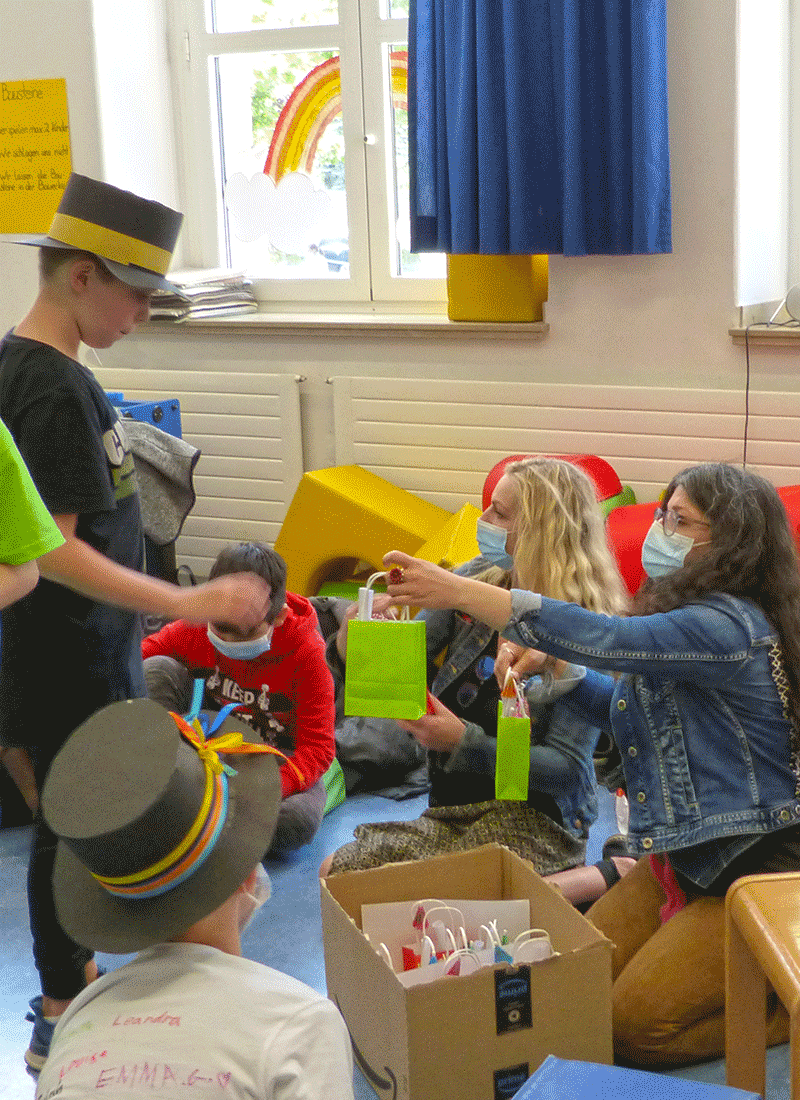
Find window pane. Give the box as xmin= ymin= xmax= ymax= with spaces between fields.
xmin=388 ymin=46 xmax=444 ymax=278
xmin=215 ymin=51 xmax=349 ymax=279
xmin=386 ymin=0 xmax=409 ymax=14
xmin=211 ymin=0 xmax=338 ymax=33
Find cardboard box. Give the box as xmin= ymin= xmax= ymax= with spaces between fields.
xmin=513 ymin=1055 xmax=761 ymax=1099
xmin=321 ymin=845 xmax=613 ymax=1100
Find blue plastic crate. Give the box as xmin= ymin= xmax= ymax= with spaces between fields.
xmin=511 ymin=1057 xmax=761 ymax=1100
xmin=106 ymin=392 xmax=184 ymax=583
xmin=112 ymin=396 xmax=182 ymax=440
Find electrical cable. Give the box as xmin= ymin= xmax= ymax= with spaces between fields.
xmin=743 ymin=323 xmax=752 ymax=468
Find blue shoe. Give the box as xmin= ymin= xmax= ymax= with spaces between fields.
xmin=24 ymin=967 xmax=107 ymax=1072
xmin=24 ymin=995 xmax=56 ymax=1073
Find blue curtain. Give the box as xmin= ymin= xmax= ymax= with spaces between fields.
xmin=408 ymin=0 xmax=672 ymax=256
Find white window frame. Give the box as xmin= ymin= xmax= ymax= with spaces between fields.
xmin=734 ymin=0 xmax=800 ymax=321
xmin=166 ymin=0 xmax=446 ymax=309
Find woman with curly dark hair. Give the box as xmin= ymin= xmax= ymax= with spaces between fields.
xmin=382 ymin=463 xmax=800 ymax=1069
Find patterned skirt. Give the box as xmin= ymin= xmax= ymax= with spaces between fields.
xmin=328 ymin=799 xmax=585 ymax=877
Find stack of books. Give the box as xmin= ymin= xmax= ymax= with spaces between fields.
xmin=151 ymin=269 xmax=257 ymax=321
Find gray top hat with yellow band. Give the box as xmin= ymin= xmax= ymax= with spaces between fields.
xmin=42 ymin=698 xmax=281 ymax=954
xmin=2 ymin=172 xmax=184 ymax=294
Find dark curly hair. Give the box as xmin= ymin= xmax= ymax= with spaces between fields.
xmin=634 ymin=463 xmax=800 ymax=729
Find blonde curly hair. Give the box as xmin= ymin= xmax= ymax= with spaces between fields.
xmin=479 ymin=457 xmax=629 ymax=615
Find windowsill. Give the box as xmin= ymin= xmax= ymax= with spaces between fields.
xmin=729 ymin=324 xmax=800 ymax=346
xmin=140 ymin=312 xmax=550 ymax=339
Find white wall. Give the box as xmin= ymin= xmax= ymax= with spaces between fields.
xmin=91 ymin=0 xmax=179 ymax=213
xmin=0 ymin=0 xmax=103 ymax=323
xmin=2 ymin=0 xmax=798 ymax=529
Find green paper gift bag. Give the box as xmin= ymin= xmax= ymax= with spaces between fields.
xmin=344 ymin=616 xmax=427 ymax=720
xmin=495 ymin=677 xmax=531 ymax=801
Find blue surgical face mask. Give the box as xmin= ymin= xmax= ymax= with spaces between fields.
xmin=641 ymin=520 xmax=705 ymax=579
xmin=476 ymin=518 xmax=514 ymax=570
xmin=207 ymin=624 xmax=274 ymax=661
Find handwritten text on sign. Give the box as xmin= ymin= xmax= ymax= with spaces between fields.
xmin=0 ymin=79 xmax=71 ymax=233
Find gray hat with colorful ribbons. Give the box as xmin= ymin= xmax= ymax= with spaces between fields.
xmin=42 ymin=697 xmax=282 ymax=953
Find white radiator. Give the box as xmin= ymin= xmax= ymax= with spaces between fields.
xmin=332 ymin=376 xmax=800 ymax=508
xmin=93 ymin=363 xmax=303 ymax=578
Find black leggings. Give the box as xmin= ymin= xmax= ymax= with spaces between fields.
xmin=29 ymin=746 xmax=93 ymax=1000
xmin=25 ymin=650 xmax=145 ymax=999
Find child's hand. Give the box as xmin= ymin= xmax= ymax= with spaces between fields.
xmin=397 ymin=695 xmax=465 ymax=752
xmin=178 ymin=572 xmax=272 ymax=633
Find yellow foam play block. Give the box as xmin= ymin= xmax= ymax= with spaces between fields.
xmin=415 ymin=504 xmax=481 ymax=570
xmin=274 ymin=465 xmax=451 ymax=595
xmin=446 ymin=254 xmax=548 ymax=322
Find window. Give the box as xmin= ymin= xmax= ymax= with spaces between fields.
xmin=736 ymin=0 xmax=791 ymax=313
xmin=734 ymin=0 xmax=800 ymax=321
xmin=169 ymin=0 xmax=445 ymax=308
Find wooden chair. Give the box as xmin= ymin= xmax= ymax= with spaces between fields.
xmin=725 ymin=871 xmax=800 ymax=1098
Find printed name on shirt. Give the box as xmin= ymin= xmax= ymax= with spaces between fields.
xmin=112 ymin=1011 xmax=181 ymax=1027
xmin=58 ymin=1017 xmax=94 ymax=1043
xmin=59 ymin=1050 xmax=108 ymax=1078
xmin=94 ymin=1063 xmax=231 ymax=1089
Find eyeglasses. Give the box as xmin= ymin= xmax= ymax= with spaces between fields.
xmin=654 ymin=506 xmax=711 ymax=538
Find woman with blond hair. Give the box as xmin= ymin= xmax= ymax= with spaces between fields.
xmin=383 ymin=462 xmax=800 ymax=1066
xmin=321 ymin=458 xmax=630 ymax=885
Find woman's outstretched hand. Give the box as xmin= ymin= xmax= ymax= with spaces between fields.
xmin=383 ymin=551 xmax=464 ymax=610
xmin=495 ymin=643 xmax=552 ymax=685
xmin=384 ymin=550 xmax=515 ymax=629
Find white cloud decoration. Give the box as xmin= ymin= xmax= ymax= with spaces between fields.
xmin=224 ymin=171 xmax=332 ymax=254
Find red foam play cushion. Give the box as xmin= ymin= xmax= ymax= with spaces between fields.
xmin=482 ymin=454 xmax=623 ymax=512
xmin=777 ymin=485 xmax=800 ymax=553
xmin=604 ymin=501 xmax=655 ymax=596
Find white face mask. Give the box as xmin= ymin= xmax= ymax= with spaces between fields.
xmin=238 ymin=863 xmax=271 ymax=933
xmin=207 ymin=625 xmax=274 ymax=661
xmin=641 ymin=520 xmax=709 ymax=579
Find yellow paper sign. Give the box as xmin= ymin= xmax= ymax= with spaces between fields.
xmin=0 ymin=79 xmax=71 ymax=233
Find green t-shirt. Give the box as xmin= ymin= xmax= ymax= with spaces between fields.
xmin=0 ymin=416 xmax=64 ymax=564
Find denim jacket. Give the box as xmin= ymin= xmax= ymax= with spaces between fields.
xmin=420 ymin=559 xmax=600 ymax=839
xmin=505 ymin=589 xmax=800 ymax=886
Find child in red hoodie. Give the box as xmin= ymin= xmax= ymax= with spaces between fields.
xmin=142 ymin=542 xmax=335 ymax=855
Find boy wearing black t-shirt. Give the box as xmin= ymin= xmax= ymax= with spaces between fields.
xmin=0 ymin=174 xmax=272 ymax=1075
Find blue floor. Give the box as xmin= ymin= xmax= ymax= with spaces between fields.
xmin=0 ymin=787 xmax=792 ymax=1098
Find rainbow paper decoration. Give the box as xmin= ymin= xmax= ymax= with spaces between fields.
xmin=264 ymin=52 xmax=408 ymax=182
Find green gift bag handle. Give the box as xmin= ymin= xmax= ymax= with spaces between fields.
xmin=495 ymin=673 xmax=531 ymax=801
xmin=344 ymin=571 xmax=426 ymax=720
xmin=355 ymin=570 xmax=411 ymax=623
